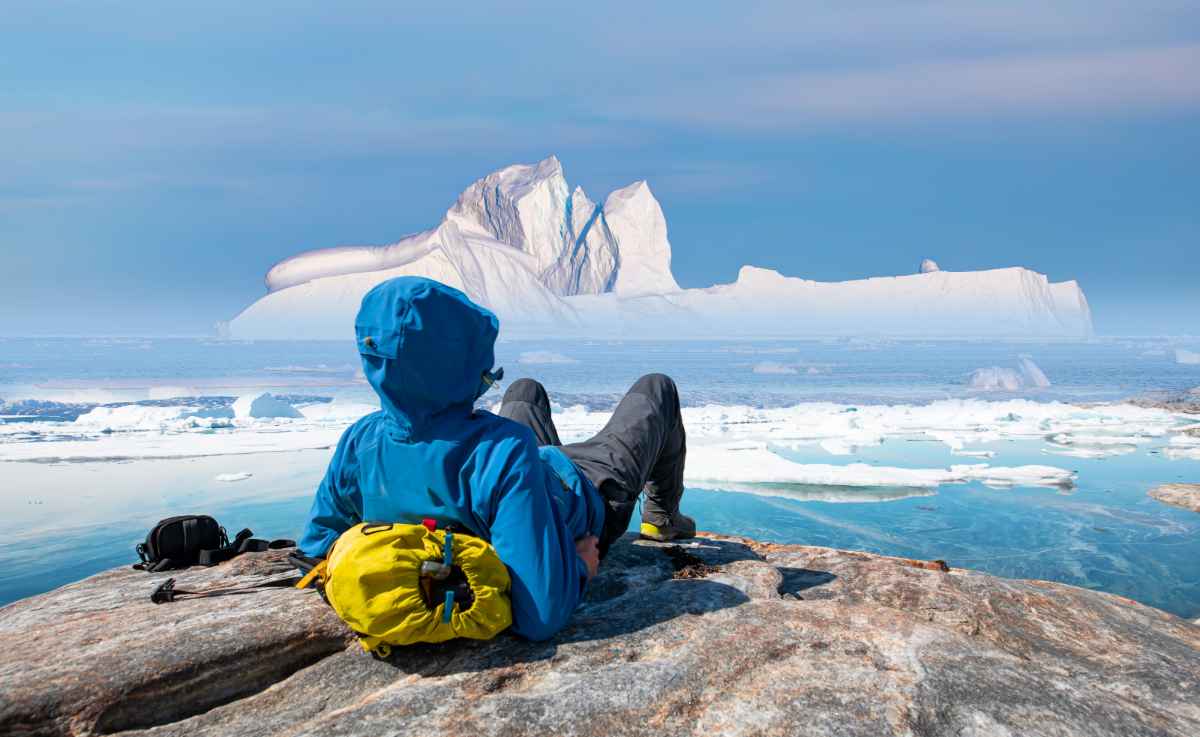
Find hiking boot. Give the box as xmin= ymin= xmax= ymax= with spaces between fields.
xmin=639 ymin=511 xmax=696 ymax=542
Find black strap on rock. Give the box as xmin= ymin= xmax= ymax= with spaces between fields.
xmin=197 ymin=528 xmax=254 ymax=566
xmin=150 ymin=575 xmax=299 ymax=604
xmin=195 ymin=529 xmax=298 ymax=566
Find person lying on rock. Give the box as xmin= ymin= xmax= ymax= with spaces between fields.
xmin=299 ymin=276 xmax=694 ymax=641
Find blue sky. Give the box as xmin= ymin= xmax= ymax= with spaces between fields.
xmin=1 ymin=1 xmax=1197 ymax=335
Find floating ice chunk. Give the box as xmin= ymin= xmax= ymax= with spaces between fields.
xmin=968 ymin=368 xmax=1024 ymax=392
xmin=74 ymin=405 xmax=189 ymax=430
xmin=517 ymin=350 xmax=579 ymax=365
xmin=968 ymin=357 xmax=1050 ymax=391
xmin=1047 ymin=432 xmax=1157 ymax=446
xmin=73 ymin=405 xmax=232 ymax=432
xmin=684 ymin=442 xmax=1074 ymax=490
xmin=690 ymin=482 xmax=935 ymax=504
xmin=1043 ymin=445 xmax=1137 ymax=459
xmin=753 ymin=361 xmax=798 ymax=375
xmin=953 ymin=449 xmax=996 ymax=458
xmin=232 ymin=393 xmax=303 ymax=419
xmin=215 ymin=472 xmax=253 ymax=482
xmin=819 ymin=438 xmax=854 ymax=455
xmin=1018 ymin=356 xmax=1051 ymax=388
xmin=1176 ymin=349 xmax=1200 ymax=365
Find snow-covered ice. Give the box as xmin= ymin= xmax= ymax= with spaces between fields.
xmin=229 ymin=157 xmax=1093 ymax=340
xmin=232 ymin=393 xmax=303 ymax=419
xmin=215 ymin=472 xmax=253 ymax=482
xmin=74 ymin=405 xmax=233 ymax=432
xmin=684 ymin=441 xmax=1074 ymax=490
xmin=6 ymin=391 xmax=1195 ymax=505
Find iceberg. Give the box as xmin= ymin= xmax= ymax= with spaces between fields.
xmin=968 ymin=367 xmax=1025 ymax=392
xmin=232 ymin=393 xmax=302 ymax=420
xmin=228 ymin=157 xmax=1093 ymax=339
xmin=968 ymin=356 xmax=1051 ymax=392
xmin=1176 ymin=349 xmax=1200 ymax=365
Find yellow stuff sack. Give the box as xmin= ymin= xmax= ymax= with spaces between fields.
xmin=296 ymin=521 xmax=511 ymax=655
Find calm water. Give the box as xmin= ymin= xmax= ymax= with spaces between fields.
xmin=1 ymin=336 xmax=1198 ymax=616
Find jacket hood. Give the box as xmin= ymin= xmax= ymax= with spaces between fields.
xmin=355 ymin=277 xmax=502 ymax=441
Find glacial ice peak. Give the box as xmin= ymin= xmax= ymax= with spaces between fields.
xmin=921 ymin=259 xmax=941 ymax=273
xmin=234 ymin=157 xmax=1095 ymax=340
xmin=264 ymin=155 xmax=679 ymax=302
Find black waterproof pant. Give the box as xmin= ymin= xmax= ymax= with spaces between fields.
xmin=498 ymin=374 xmax=687 ymax=557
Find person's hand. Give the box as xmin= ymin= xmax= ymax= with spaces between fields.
xmin=575 ymin=535 xmax=599 ymax=579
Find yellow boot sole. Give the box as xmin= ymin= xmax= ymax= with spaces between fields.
xmin=639 ymin=522 xmax=668 ymax=541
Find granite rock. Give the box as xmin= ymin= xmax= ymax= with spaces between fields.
xmin=1 ymin=534 xmax=1198 ymax=737
xmin=1149 ymin=483 xmax=1200 ymax=513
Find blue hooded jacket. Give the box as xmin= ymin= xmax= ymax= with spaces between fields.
xmin=299 ymin=277 xmax=605 ymax=641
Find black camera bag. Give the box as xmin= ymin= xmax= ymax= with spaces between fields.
xmin=134 ymin=515 xmax=229 ymax=572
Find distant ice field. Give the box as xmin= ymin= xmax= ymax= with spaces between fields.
xmin=0 ymin=337 xmax=1198 ymax=616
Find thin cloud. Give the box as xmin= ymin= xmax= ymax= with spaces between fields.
xmin=614 ymin=45 xmax=1200 ymax=129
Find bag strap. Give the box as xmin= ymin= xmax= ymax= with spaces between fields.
xmin=197 ymin=530 xmax=297 ymax=566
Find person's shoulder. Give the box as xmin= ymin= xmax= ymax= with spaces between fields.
xmin=337 ymin=409 xmax=387 ymax=447
xmin=468 ymin=409 xmax=540 ymax=456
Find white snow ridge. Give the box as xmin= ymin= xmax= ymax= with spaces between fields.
xmin=229 ymin=157 xmax=1093 ymax=339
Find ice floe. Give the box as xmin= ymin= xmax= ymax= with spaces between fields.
xmin=3 ymin=397 xmax=1196 ymax=499
xmin=215 ymin=472 xmax=253 ymax=482
xmin=684 ymin=441 xmax=1074 ymax=490
xmin=74 ymin=405 xmax=234 ymax=433
xmin=232 ymin=393 xmax=303 ymax=419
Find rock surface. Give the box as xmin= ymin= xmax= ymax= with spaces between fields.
xmin=1149 ymin=483 xmax=1200 ymax=513
xmin=2 ymin=534 xmax=1198 ymax=737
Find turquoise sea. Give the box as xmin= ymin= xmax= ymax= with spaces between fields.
xmin=1 ymin=336 xmax=1198 ymax=617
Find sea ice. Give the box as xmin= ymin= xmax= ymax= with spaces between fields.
xmin=232 ymin=393 xmax=303 ymax=419
xmin=1176 ymin=349 xmax=1200 ymax=365
xmin=968 ymin=357 xmax=1051 ymax=391
xmin=968 ymin=368 xmax=1025 ymax=392
xmin=683 ymin=441 xmax=1075 ymax=490
xmin=215 ymin=472 xmax=253 ymax=482
xmin=73 ymin=405 xmax=233 ymax=432
xmin=7 ymin=397 xmax=1192 ymax=502
xmin=1018 ymin=356 xmax=1051 ymax=388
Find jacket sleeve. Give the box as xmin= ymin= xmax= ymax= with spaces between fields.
xmin=486 ymin=436 xmax=591 ymax=641
xmin=298 ymin=424 xmax=363 ymax=557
